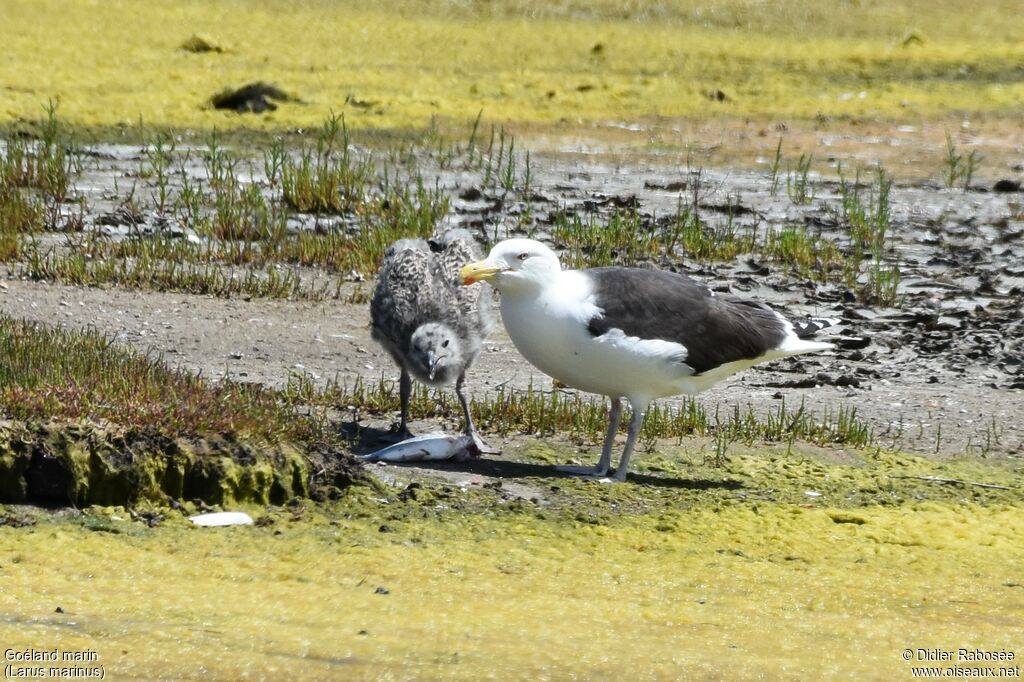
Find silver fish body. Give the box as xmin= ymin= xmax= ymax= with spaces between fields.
xmin=359 ymin=433 xmax=478 ymax=463
xmin=189 ymin=512 xmax=254 ymax=527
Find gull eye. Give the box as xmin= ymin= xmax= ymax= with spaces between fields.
xmin=517 ymin=252 xmax=530 ymax=261
xmin=442 ymin=339 xmax=450 ymax=348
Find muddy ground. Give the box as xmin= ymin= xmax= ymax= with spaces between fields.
xmin=2 ymin=136 xmax=1022 ymax=484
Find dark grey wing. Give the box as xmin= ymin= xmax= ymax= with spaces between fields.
xmin=585 ymin=267 xmax=788 ymax=374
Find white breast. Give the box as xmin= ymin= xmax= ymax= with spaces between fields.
xmin=499 ymin=271 xmax=699 ymax=402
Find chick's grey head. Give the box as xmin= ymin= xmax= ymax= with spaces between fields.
xmin=408 ymin=322 xmax=463 ymax=385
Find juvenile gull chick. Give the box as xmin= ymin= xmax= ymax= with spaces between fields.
xmin=461 ymin=238 xmax=837 ymax=481
xmin=371 ymin=229 xmax=495 ymax=445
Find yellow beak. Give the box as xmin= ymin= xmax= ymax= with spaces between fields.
xmin=460 ymin=261 xmax=504 ymax=285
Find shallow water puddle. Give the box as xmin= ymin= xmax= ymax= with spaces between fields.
xmin=0 ymin=501 xmax=1020 ymax=679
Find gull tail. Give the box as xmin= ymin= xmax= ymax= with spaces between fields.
xmin=792 ymin=317 xmax=841 ymax=339
xmin=769 ymin=313 xmax=839 ymax=357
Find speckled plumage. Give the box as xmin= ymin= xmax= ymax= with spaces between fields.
xmin=370 ymin=229 xmax=495 ymax=438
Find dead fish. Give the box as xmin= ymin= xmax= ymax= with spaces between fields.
xmin=359 ymin=433 xmax=479 ymax=463
xmin=189 ymin=512 xmax=254 ymax=527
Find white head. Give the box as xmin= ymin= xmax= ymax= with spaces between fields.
xmin=408 ymin=322 xmax=462 ymax=383
xmin=459 ymin=239 xmax=562 ymax=295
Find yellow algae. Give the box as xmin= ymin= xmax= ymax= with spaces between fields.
xmin=1 ymin=1 xmax=1023 ymax=133
xmin=0 ymin=497 xmax=1021 ymax=680
xmin=0 ymin=421 xmax=317 ymax=507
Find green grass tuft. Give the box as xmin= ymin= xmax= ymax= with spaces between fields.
xmin=0 ymin=316 xmax=324 ymax=442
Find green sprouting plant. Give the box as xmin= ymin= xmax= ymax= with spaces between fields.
xmin=464 ymin=109 xmax=484 ymax=169
xmin=501 ymin=136 xmax=517 ymax=191
xmin=786 ymin=153 xmax=815 ymax=205
xmin=838 ymin=166 xmax=892 ymax=251
xmin=203 ymin=130 xmax=231 ymax=190
xmin=943 ymin=133 xmax=982 ymax=191
xmin=263 ymin=137 xmax=286 ymax=191
xmin=520 ymin=149 xmax=532 ymax=199
xmin=422 ymin=114 xmax=461 ymax=170
xmin=762 ymin=225 xmax=841 ymax=278
xmin=144 ymin=130 xmax=176 ymax=216
xmin=710 ymin=422 xmax=735 ymax=467
xmin=207 ymin=168 xmax=283 ymax=241
xmin=552 ymin=208 xmax=662 ymax=268
xmin=768 ymin=137 xmax=784 ymax=197
xmin=0 ymin=184 xmax=45 ymax=239
xmin=281 ymin=113 xmax=372 ymax=213
xmin=483 ymin=125 xmax=519 ymax=189
xmin=867 ymin=249 xmax=902 ymax=307
xmin=825 ymin=165 xmax=898 ymax=299
xmin=0 ymin=101 xmax=81 ymax=233
xmin=175 ymin=162 xmax=208 ymax=233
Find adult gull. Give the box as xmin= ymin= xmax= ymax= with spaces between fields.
xmin=461 ymin=238 xmax=836 ymax=481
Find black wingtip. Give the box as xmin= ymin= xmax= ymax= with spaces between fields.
xmin=793 ymin=317 xmax=841 ymax=338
